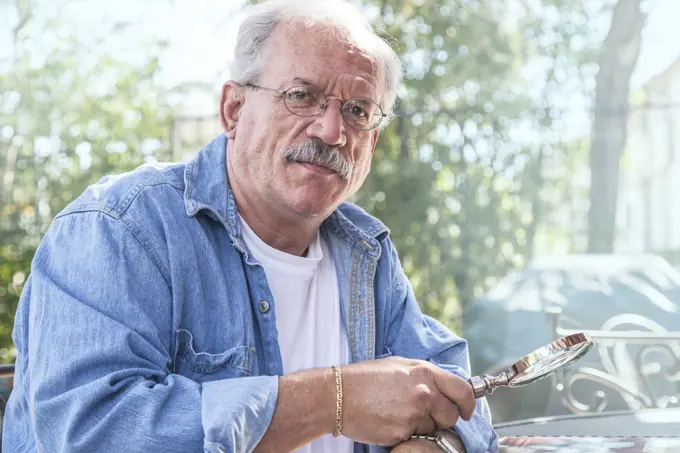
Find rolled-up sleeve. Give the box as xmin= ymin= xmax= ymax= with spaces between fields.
xmin=18 ymin=210 xmax=277 ymax=453
xmin=384 ymin=241 xmax=499 ymax=453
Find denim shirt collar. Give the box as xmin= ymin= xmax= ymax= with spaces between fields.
xmin=183 ymin=134 xmax=237 ymax=235
xmin=183 ymin=134 xmax=389 ymax=258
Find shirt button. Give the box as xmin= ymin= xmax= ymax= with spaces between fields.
xmin=259 ymin=300 xmax=270 ymax=313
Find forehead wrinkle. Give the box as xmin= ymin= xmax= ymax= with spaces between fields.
xmin=288 ymin=48 xmax=381 ymax=95
xmin=291 ymin=62 xmax=378 ymax=96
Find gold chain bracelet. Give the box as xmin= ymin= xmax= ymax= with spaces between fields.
xmin=331 ymin=365 xmax=343 ymax=438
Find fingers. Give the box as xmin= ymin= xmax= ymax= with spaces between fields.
xmin=429 ymin=388 xmax=460 ymax=430
xmin=430 ymin=366 xmax=476 ymax=421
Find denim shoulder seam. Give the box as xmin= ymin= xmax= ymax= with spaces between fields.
xmin=54 ymin=209 xmax=172 ymax=287
xmin=56 ymin=178 xmax=182 ymax=220
xmin=115 ymin=178 xmax=183 ymax=216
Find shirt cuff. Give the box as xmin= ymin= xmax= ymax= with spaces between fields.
xmin=202 ymin=375 xmax=279 ymax=453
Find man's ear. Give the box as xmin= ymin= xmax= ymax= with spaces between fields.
xmin=370 ymin=128 xmax=380 ymax=155
xmin=220 ymin=81 xmax=245 ymax=140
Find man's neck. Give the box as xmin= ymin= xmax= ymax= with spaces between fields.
xmin=238 ymin=204 xmax=319 ymax=257
xmin=227 ymin=162 xmax=321 ymax=257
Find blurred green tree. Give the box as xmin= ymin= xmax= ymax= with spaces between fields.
xmin=0 ymin=1 xmax=173 ymax=358
xmin=352 ymin=0 xmax=597 ymax=329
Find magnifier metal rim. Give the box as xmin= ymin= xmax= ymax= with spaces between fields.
xmin=506 ymin=332 xmax=594 ymax=386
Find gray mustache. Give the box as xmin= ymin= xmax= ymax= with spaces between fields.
xmin=283 ymin=141 xmax=351 ymax=180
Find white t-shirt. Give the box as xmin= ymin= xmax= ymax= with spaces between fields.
xmin=239 ymin=217 xmax=353 ymax=453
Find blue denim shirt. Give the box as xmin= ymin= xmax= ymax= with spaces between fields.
xmin=3 ymin=134 xmax=498 ymax=453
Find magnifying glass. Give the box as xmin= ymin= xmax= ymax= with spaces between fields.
xmin=469 ymin=333 xmax=594 ymax=398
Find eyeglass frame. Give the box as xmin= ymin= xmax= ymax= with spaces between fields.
xmin=244 ymin=82 xmax=387 ymax=131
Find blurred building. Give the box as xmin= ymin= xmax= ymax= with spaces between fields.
xmin=617 ymin=56 xmax=680 ymax=256
xmin=534 ymin=56 xmax=680 ymax=260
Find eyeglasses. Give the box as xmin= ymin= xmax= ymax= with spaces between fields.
xmin=245 ymin=83 xmax=386 ymax=131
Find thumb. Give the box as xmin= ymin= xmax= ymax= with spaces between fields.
xmin=431 ymin=367 xmax=476 ymax=421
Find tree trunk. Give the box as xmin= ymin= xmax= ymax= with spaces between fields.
xmin=587 ymin=0 xmax=645 ymax=253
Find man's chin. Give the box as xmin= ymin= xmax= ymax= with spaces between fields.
xmin=291 ymin=207 xmax=325 ymax=218
xmin=286 ymin=195 xmax=340 ymax=219
xmin=279 ymin=170 xmax=346 ymax=217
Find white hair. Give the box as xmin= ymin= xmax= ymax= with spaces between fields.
xmin=230 ymin=0 xmax=403 ymax=127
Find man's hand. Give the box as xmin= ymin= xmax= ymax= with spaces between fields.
xmin=340 ymin=356 xmax=476 ymax=446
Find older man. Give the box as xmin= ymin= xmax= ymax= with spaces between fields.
xmin=3 ymin=0 xmax=498 ymax=452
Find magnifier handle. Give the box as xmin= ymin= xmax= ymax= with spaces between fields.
xmin=468 ymin=373 xmax=510 ymax=398
xmin=468 ymin=375 xmax=491 ymax=398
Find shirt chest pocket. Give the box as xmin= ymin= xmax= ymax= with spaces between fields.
xmin=173 ymin=328 xmax=255 ymax=383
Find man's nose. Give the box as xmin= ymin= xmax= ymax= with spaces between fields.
xmin=306 ymin=98 xmax=346 ymax=147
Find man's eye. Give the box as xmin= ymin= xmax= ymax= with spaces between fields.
xmin=286 ymin=88 xmax=314 ymax=101
xmin=348 ymin=104 xmax=368 ymax=118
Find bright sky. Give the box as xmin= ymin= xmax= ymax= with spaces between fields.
xmin=633 ymin=0 xmax=680 ymax=86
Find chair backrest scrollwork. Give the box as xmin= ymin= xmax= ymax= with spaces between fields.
xmin=546 ymin=308 xmax=680 ymax=414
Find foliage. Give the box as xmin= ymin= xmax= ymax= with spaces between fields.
xmin=0 ymin=1 xmax=173 ymax=357
xmin=352 ymin=0 xmax=597 ymax=329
